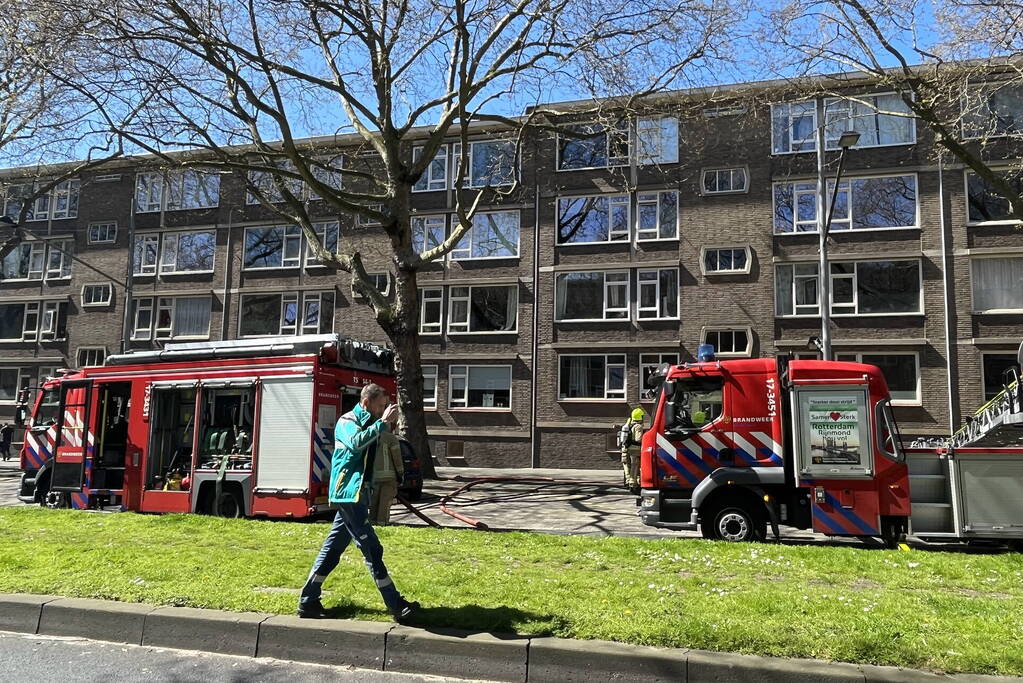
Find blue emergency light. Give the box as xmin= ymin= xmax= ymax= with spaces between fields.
xmin=697 ymin=344 xmax=716 ymax=362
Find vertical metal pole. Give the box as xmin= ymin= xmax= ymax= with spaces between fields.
xmin=530 ymin=183 xmax=541 ymax=468
xmin=815 ymin=101 xmax=832 ymax=360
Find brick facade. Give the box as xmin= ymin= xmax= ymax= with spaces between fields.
xmin=3 ymin=78 xmax=1022 ymax=468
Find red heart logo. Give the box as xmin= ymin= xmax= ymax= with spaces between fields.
xmin=830 ymin=412 xmax=842 ymax=421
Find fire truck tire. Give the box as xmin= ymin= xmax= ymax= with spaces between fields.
xmin=701 ymin=502 xmax=767 ymax=543
xmin=44 ymin=490 xmax=70 ymax=510
xmin=212 ymin=490 xmax=243 ymax=518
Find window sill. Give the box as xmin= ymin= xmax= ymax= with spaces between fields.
xmin=703 ymin=270 xmax=752 ymax=276
xmin=771 ymin=141 xmax=915 ymax=156
xmin=81 ymin=303 xmax=112 ymax=308
xmin=557 ymin=398 xmax=627 ymax=403
xmin=555 ymin=164 xmax=627 ymax=173
xmin=891 ymin=400 xmax=922 ymax=407
xmin=637 ymin=316 xmax=680 ymax=322
xmin=972 ymin=309 xmax=1023 ymax=315
xmin=777 ymin=312 xmax=924 ymax=319
xmin=967 ymin=220 xmax=1023 ymax=227
xmin=87 ymin=241 xmax=117 ymax=246
xmin=241 ymin=266 xmax=301 ymax=273
xmin=556 ymin=241 xmax=630 ymax=248
xmin=774 ymin=226 xmax=919 ymax=236
xmin=159 ymin=270 xmax=215 ymax=277
xmin=450 ymin=256 xmax=521 ymax=262
xmin=447 ymin=331 xmax=519 ymax=336
xmin=447 ymin=407 xmax=513 ymax=412
xmin=636 ymin=237 xmax=681 ymax=244
xmin=555 ymin=318 xmax=630 ymax=323
xmin=701 ymin=189 xmax=749 ymax=196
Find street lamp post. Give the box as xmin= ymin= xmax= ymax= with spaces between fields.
xmin=814 ymin=119 xmax=861 ymax=361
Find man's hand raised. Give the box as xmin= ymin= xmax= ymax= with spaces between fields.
xmin=382 ymin=404 xmax=399 ymax=426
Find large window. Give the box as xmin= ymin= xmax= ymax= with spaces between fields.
xmin=972 ymin=256 xmax=1023 ymax=312
xmin=557 ymin=195 xmax=630 ymax=244
xmin=702 ymin=328 xmax=752 ymax=357
xmin=776 ymin=260 xmax=921 ymax=317
xmin=412 ymin=215 xmax=445 ymax=253
xmin=88 ymin=222 xmax=117 ymax=244
xmin=77 ymin=347 xmax=107 ymax=367
xmin=702 ymin=246 xmax=751 ymax=275
xmin=449 ymin=365 xmax=512 ymax=409
xmin=636 ymin=268 xmax=678 ymax=319
xmin=159 ymin=230 xmax=216 ymax=274
xmin=823 ymin=93 xmax=915 ymax=148
xmin=0 ymin=302 xmax=68 ymax=342
xmin=412 ymin=145 xmax=448 ymax=192
xmin=450 ymin=211 xmax=519 ymax=260
xmin=243 ymin=222 xmax=338 ymax=269
xmin=558 ymin=355 xmax=626 ymax=400
xmin=412 ymin=140 xmax=516 ymax=190
xmin=135 ymin=170 xmax=220 ymax=213
xmin=966 ymin=170 xmax=1023 ymax=223
xmin=982 ymin=353 xmax=1021 ymax=400
xmin=238 ymin=291 xmax=334 ymax=337
xmin=555 ymin=271 xmax=629 ymax=321
xmin=0 ymin=368 xmax=26 ymax=402
xmin=636 ymin=191 xmax=678 ymax=241
xmin=246 ymin=158 xmax=341 ymax=204
xmin=2 ymin=179 xmax=79 ymax=221
xmin=771 ymin=94 xmax=914 ymax=154
xmin=131 ymin=296 xmax=212 ymax=340
xmin=558 ymin=121 xmax=630 ymax=170
xmin=837 ymin=352 xmax=920 ymax=404
xmin=82 ymin=283 xmax=113 ymax=307
xmin=636 ymin=116 xmax=679 ymax=165
xmin=2 ymin=241 xmax=70 ymax=281
xmin=702 ymin=167 xmax=748 ymax=195
xmin=447 ymin=286 xmax=518 ymax=334
xmin=963 ymin=82 xmax=1023 ymax=139
xmin=774 ymin=174 xmax=917 ymax=233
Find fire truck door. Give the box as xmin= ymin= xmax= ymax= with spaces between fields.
xmin=51 ymin=379 xmax=94 ymax=493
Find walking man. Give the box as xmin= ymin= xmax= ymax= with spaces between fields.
xmin=620 ymin=408 xmax=646 ymax=494
xmin=299 ymin=384 xmax=419 ymax=621
xmin=0 ymin=423 xmax=13 ymax=462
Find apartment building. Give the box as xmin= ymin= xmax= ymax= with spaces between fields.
xmin=2 ymin=75 xmax=1022 ymax=468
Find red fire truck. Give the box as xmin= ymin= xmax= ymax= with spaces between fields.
xmin=16 ymin=334 xmax=397 ymax=519
xmin=638 ymin=351 xmax=1023 ymax=548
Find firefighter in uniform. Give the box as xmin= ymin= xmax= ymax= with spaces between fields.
xmin=620 ymin=408 xmax=646 ymax=494
xmin=370 ymin=431 xmax=405 ymax=525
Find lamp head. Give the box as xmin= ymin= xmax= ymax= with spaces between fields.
xmin=837 ymin=130 xmax=861 ymax=149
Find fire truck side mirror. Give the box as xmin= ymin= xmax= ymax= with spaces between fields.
xmin=662 ymin=380 xmax=676 ymax=399
xmin=14 ymin=405 xmax=27 ymax=427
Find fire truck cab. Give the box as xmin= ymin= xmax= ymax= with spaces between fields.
xmin=638 ymin=355 xmax=911 ymax=545
xmin=17 ymin=334 xmax=395 ymax=519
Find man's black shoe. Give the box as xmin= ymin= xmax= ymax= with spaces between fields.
xmin=392 ymin=599 xmax=420 ymax=624
xmin=297 ymin=599 xmax=334 ymax=619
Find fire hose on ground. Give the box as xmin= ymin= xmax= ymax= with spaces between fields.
xmin=396 ymin=476 xmax=622 ymax=531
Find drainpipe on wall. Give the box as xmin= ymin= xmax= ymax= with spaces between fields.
xmin=220 ymin=210 xmax=234 ymax=341
xmin=530 ymin=183 xmax=541 ymax=468
xmin=938 ymin=153 xmax=958 ymax=435
xmin=120 ymin=199 xmax=136 ymax=354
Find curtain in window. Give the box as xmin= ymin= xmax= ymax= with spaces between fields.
xmin=174 ymin=297 xmax=212 ymax=337
xmin=973 ymin=257 xmax=1023 ymax=311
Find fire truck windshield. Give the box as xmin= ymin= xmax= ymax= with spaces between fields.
xmin=34 ymin=388 xmax=60 ymax=428
xmin=665 ymin=376 xmax=723 ymax=433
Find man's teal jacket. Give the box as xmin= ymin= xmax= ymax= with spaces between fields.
xmin=330 ymin=403 xmax=389 ymax=504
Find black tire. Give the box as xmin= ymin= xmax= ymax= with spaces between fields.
xmin=34 ymin=473 xmax=51 ymax=508
xmin=212 ymin=489 xmax=243 ymax=518
xmin=44 ymin=490 xmax=70 ymax=510
xmin=880 ymin=516 xmax=908 ymax=549
xmin=701 ymin=501 xmax=767 ymax=543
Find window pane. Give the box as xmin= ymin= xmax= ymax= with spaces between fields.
xmin=468 ymin=211 xmax=518 ymax=258
xmin=556 ymin=273 xmax=603 ymax=320
xmin=862 ymin=354 xmax=917 ymax=402
xmin=470 ymin=287 xmax=517 ymax=332
xmin=558 ymin=196 xmax=611 ymax=243
xmin=173 ymin=297 xmax=211 ymax=337
xmin=658 ymin=269 xmax=678 ymax=317
xmin=972 ymin=257 xmax=1023 ymax=311
xmin=466 ymin=366 xmax=511 ymax=408
xmin=856 ymin=261 xmax=919 ymax=313
xmin=470 ymin=140 xmax=516 ymax=187
xmin=559 ymin=123 xmax=608 ymax=169
xmin=244 ymin=227 xmax=284 ymax=268
xmin=559 ymin=356 xmax=607 ymax=399
xmin=175 ymin=231 xmax=215 ymax=271
xmin=967 ymin=170 xmax=1023 ymax=222
xmin=240 ymin=294 xmax=281 ymax=336
xmin=0 ymin=304 xmax=24 ymax=339
xmin=983 ymin=354 xmax=1021 ymax=400
xmin=850 ymin=175 xmax=916 ymax=229
xmin=775 ymin=265 xmax=794 ymax=316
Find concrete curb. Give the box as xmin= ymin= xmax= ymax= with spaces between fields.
xmin=1 ymin=594 xmax=1018 ymax=682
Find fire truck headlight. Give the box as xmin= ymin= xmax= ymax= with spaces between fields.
xmin=642 ymin=497 xmax=655 ymax=508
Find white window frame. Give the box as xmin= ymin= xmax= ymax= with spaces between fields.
xmin=412 ymin=215 xmax=446 ymax=254
xmin=81 ymin=283 xmax=113 ymax=307
xmin=963 ymin=169 xmax=1023 ymax=226
xmin=701 ymin=246 xmax=752 ymax=275
xmin=136 ymin=170 xmax=220 ymax=213
xmin=242 ymin=225 xmax=303 ymax=270
xmin=557 ymin=354 xmax=627 ymax=401
xmin=76 ymin=347 xmax=107 ymax=368
xmin=1 ymin=242 xmax=46 ymax=281
xmin=2 ymin=179 xmax=80 ymax=222
xmin=961 ymin=81 xmax=1023 ymax=140
xmin=20 ymin=302 xmax=39 ymax=341
xmin=556 ymin=194 xmax=631 ymax=245
xmin=700 ymin=327 xmax=754 ymax=358
xmin=133 ymin=296 xmax=211 ymax=341
xmin=836 ymin=351 xmax=921 ymax=406
xmin=44 ymin=240 xmax=72 ymax=280
xmin=449 ymin=210 xmax=520 ymax=261
xmin=448 ymin=364 xmax=513 ymax=411
xmin=279 ymin=293 xmax=300 ymax=335
xmin=775 ymin=259 xmax=924 ymax=318
xmin=636 ymin=268 xmax=679 ymax=320
xmin=451 ymin=139 xmax=518 ymax=189
xmin=365 ymin=273 xmax=391 ymax=296
xmin=39 ymin=301 xmax=67 ymax=341
xmin=305 ymin=221 xmax=340 ymax=267
xmin=556 ymin=121 xmax=630 ymax=171
xmin=554 ymin=270 xmax=631 ymax=322
xmin=412 ymin=145 xmax=449 ymax=192
xmin=133 ymin=234 xmax=159 ymax=276
xmin=87 ymin=222 xmax=117 ymax=245
xmin=970 ymin=255 xmax=1023 ymax=313
xmin=640 ymin=353 xmax=679 ymax=401
xmin=981 ymin=351 xmax=1022 ymax=401
xmin=158 ymin=229 xmax=216 ymax=275
xmin=822 ymin=92 xmax=917 ymax=150
xmin=636 ymin=115 xmax=679 ymax=165
xmin=635 ymin=191 xmax=679 ymax=242
xmin=0 ymin=367 xmax=26 ymax=404
xmin=770 ymin=100 xmax=818 ymax=155
xmin=446 ymin=284 xmax=518 ymax=335
xmin=301 ymin=291 xmax=334 ymax=335
xmin=422 ymin=365 xmax=438 ymax=410
xmin=131 ymin=297 xmax=154 ymax=340
xmin=772 ymin=95 xmax=916 ymax=155
xmin=773 ymin=173 xmax=919 ymax=235
xmin=701 ymin=167 xmax=749 ymax=195
xmin=419 ymin=287 xmax=443 ymax=335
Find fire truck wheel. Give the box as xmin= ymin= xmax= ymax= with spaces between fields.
xmin=702 ymin=502 xmax=767 ymax=543
xmin=44 ymin=490 xmax=70 ymax=510
xmin=212 ymin=490 xmax=243 ymax=518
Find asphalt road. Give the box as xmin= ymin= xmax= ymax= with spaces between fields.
xmin=0 ymin=462 xmax=21 ymax=507
xmin=0 ymin=631 xmax=475 ymax=683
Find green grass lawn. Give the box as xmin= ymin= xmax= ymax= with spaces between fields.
xmin=1 ymin=507 xmax=1021 ymax=675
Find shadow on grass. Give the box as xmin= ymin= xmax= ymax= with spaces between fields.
xmin=331 ymin=602 xmax=563 ymax=635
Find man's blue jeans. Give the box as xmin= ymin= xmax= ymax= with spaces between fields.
xmin=300 ymin=502 xmax=402 ymax=613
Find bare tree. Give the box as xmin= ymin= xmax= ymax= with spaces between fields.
xmin=61 ymin=0 xmax=743 ymax=475
xmin=762 ymin=0 xmax=1023 ymax=221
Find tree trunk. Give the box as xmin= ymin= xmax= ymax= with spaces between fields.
xmin=384 ymin=268 xmax=438 ymax=479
